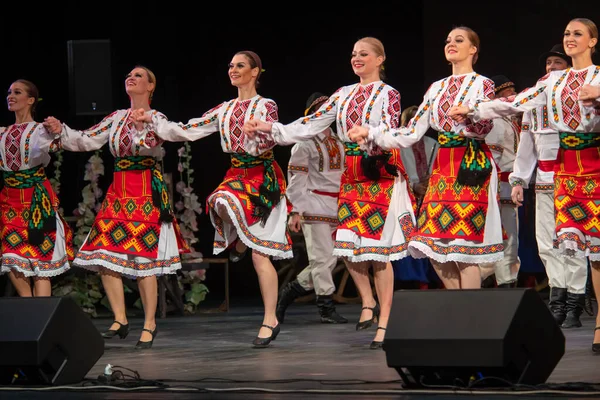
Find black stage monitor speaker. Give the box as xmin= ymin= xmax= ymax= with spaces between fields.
xmin=0 ymin=296 xmax=104 ymax=385
xmin=384 ymin=288 xmax=565 ymax=388
xmin=67 ymin=39 xmax=113 ymax=116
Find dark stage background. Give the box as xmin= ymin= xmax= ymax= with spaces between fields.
xmin=0 ymin=0 xmax=598 ymax=298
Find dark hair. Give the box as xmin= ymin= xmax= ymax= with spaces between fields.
xmin=235 ymin=50 xmax=263 ymax=88
xmin=452 ymin=26 xmax=480 ymax=65
xmin=13 ymin=79 xmax=40 ymax=117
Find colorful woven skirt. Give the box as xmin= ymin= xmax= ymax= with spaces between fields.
xmin=553 ymin=132 xmax=600 ymax=259
xmin=0 ymin=165 xmax=73 ymax=277
xmin=74 ymin=156 xmax=188 ymax=277
xmin=332 ymin=143 xmax=416 ymax=263
xmin=409 ymin=132 xmax=504 ymax=263
xmin=208 ymin=150 xmax=293 ymax=259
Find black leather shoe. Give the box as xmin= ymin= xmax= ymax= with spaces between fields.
xmin=370 ymin=327 xmax=386 ymax=349
xmin=252 ymin=324 xmax=280 ymax=348
xmin=229 ymin=241 xmax=248 ymax=263
xmin=593 ymin=327 xmax=600 ymax=354
xmin=101 ymin=321 xmax=129 ymax=339
xmin=356 ymin=304 xmax=379 ymax=331
xmin=135 ymin=327 xmax=157 ymax=350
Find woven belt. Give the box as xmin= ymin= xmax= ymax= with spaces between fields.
xmin=3 ymin=165 xmax=55 ymax=245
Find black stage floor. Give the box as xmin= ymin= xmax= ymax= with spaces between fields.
xmin=1 ymin=301 xmax=599 ymax=399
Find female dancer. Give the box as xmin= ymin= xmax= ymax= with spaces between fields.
xmin=349 ymin=27 xmax=503 ymax=289
xmin=0 ymin=79 xmax=73 ymax=296
xmin=450 ymin=18 xmax=600 ymax=352
xmin=44 ymin=66 xmax=188 ymax=349
xmin=244 ymin=37 xmax=416 ymax=349
xmin=135 ymin=51 xmax=292 ymax=348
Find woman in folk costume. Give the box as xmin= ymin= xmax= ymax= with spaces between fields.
xmin=44 ymin=66 xmax=188 ymax=349
xmin=135 ymin=51 xmax=292 ymax=348
xmin=349 ymin=27 xmax=503 ymax=289
xmin=244 ymin=37 xmax=416 ymax=349
xmin=0 ymin=79 xmax=73 ymax=296
xmin=451 ymin=18 xmax=600 ymax=352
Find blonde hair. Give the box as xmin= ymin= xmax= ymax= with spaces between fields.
xmin=357 ymin=37 xmax=387 ymax=80
xmin=134 ymin=65 xmax=157 ymax=102
xmin=569 ymin=18 xmax=598 ymax=54
xmin=452 ymin=26 xmax=481 ymax=65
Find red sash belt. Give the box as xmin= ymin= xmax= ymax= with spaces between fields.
xmin=313 ymin=190 xmax=338 ymax=198
xmin=538 ymin=160 xmax=556 ymax=172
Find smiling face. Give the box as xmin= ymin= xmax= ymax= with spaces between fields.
xmin=125 ymin=66 xmax=156 ymax=100
xmin=546 ymin=55 xmax=570 ymax=73
xmin=7 ymin=81 xmax=35 ymax=114
xmin=228 ymin=54 xmax=259 ymax=88
xmin=563 ymin=19 xmax=598 ymax=58
xmin=445 ymin=28 xmax=478 ymax=65
xmin=351 ymin=39 xmax=384 ymax=79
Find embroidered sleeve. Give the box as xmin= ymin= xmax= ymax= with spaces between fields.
xmin=60 ymin=111 xmax=116 ymax=152
xmin=244 ymin=99 xmax=280 ymax=156
xmin=136 ymin=110 xmax=166 ymax=149
xmin=30 ymin=123 xmax=61 ymax=162
xmin=470 ymin=73 xmax=551 ymax=122
xmin=364 ymin=87 xmax=402 ymax=155
xmin=257 ymin=100 xmax=279 ymax=152
xmin=148 ymin=103 xmax=223 ymax=142
xmin=461 ymin=78 xmax=495 ymax=138
xmin=368 ymin=85 xmax=433 ymax=150
xmin=37 ymin=123 xmax=62 ymax=153
xmin=269 ymin=89 xmax=340 ymax=146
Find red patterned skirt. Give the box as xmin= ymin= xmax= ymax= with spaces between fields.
xmin=0 ymin=166 xmax=73 ymax=277
xmin=410 ymin=132 xmax=504 ymax=263
xmin=208 ymin=151 xmax=293 ymax=259
xmin=333 ymin=144 xmax=416 ymax=262
xmin=75 ymin=156 xmax=188 ymax=276
xmin=553 ymin=132 xmax=600 ymax=259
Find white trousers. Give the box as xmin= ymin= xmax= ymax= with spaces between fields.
xmin=494 ymin=203 xmax=521 ymax=285
xmin=296 ymin=222 xmax=338 ymax=296
xmin=536 ymin=191 xmax=587 ymax=294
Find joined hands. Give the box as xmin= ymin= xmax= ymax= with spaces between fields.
xmin=347 ymin=126 xmax=369 ymax=144
xmin=579 ymin=84 xmax=600 ymax=107
xmin=242 ymin=120 xmax=273 ymax=139
xmin=447 ymin=105 xmax=470 ymax=123
xmin=43 ymin=116 xmax=62 ymax=134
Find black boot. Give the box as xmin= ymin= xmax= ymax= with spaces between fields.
xmin=562 ymin=292 xmax=585 ymax=328
xmin=548 ymin=287 xmax=567 ymax=325
xmin=316 ymin=295 xmax=348 ymax=324
xmin=276 ymin=280 xmax=312 ymax=323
